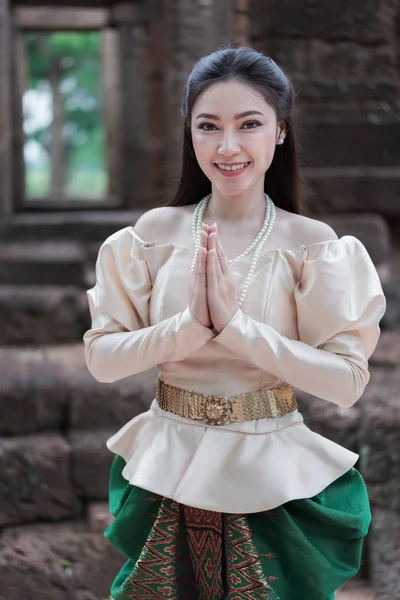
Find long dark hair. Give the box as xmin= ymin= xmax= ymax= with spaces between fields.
xmin=166 ymin=45 xmax=304 ymax=214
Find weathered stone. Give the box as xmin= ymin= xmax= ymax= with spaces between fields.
xmin=0 ymin=241 xmax=86 ymax=286
xmin=296 ymin=77 xmax=399 ymax=102
xmin=302 ymin=119 xmax=400 ymax=168
xmin=163 ymin=0 xmax=221 ymax=190
xmin=0 ymin=344 xmax=157 ymax=433
xmin=381 ymin=279 xmax=400 ymax=330
xmin=335 ymin=577 xmax=374 ymax=600
xmin=88 ymin=502 xmax=113 ymax=534
xmin=119 ymin=19 xmax=150 ymax=209
xmin=0 ymin=344 xmax=86 ymax=435
xmin=337 ymin=579 xmax=374 ymax=600
xmin=0 ymin=352 xmax=69 ymax=435
xmin=320 ymin=213 xmax=390 ymax=267
xmin=358 ymin=369 xmax=400 ymax=510
xmin=370 ymin=331 xmax=400 ymax=366
xmin=69 ymin=431 xmax=114 ymax=501
xmin=303 ymin=167 xmax=400 ymax=216
xmin=369 ymin=507 xmax=400 ymax=599
xmin=69 ymin=367 xmax=157 ymax=430
xmin=269 ymin=38 xmax=399 ymax=101
xmin=296 ymin=390 xmax=361 ymax=453
xmin=0 ymin=520 xmax=123 ymax=600
xmin=271 ymin=39 xmax=396 ymax=80
xmin=0 ymin=286 xmax=90 ymax=345
xmin=0 ymin=210 xmax=140 ymax=242
xmin=251 ymin=0 xmax=397 ymax=43
xmin=0 ymin=433 xmax=82 ymax=527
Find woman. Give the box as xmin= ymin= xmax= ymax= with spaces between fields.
xmin=84 ymin=46 xmax=386 ymax=599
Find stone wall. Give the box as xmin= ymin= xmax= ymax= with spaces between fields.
xmin=0 ymin=0 xmax=399 ymax=597
xmin=250 ymin=0 xmax=400 ymax=222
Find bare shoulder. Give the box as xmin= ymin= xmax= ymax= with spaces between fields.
xmin=134 ymin=206 xmax=187 ymax=244
xmin=276 ymin=208 xmax=338 ymax=247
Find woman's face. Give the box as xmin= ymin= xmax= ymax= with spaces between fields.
xmin=191 ymin=80 xmax=285 ymax=197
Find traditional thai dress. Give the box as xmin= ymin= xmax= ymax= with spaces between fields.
xmin=83 ymin=226 xmax=386 ymax=600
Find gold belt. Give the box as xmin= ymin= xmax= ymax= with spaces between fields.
xmin=156 ymin=379 xmax=298 ymax=426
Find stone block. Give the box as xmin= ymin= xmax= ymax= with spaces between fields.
xmin=0 ymin=433 xmax=82 ymax=527
xmin=0 ymin=241 xmax=86 ymax=286
xmin=302 ymin=119 xmax=400 ymax=168
xmin=0 ymin=285 xmax=90 ymax=345
xmin=0 ymin=351 xmax=69 ymax=435
xmin=369 ymin=507 xmax=400 ymax=599
xmin=269 ymin=39 xmax=399 ymax=101
xmin=303 ymin=167 xmax=400 ymax=217
xmin=271 ymin=39 xmax=396 ymax=80
xmin=0 ymin=344 xmax=87 ymax=435
xmin=69 ymin=368 xmax=156 ymax=430
xmin=381 ymin=279 xmax=400 ymax=331
xmin=319 ymin=213 xmax=390 ymax=268
xmin=337 ymin=580 xmax=374 ymax=600
xmin=0 ymin=210 xmax=141 ymax=242
xmin=0 ymin=344 xmax=157 ymax=434
xmin=251 ymin=0 xmax=397 ymax=43
xmin=296 ymin=76 xmax=399 ymax=102
xmin=69 ymin=431 xmax=114 ymax=501
xmin=88 ymin=502 xmax=113 ymax=534
xmin=0 ymin=520 xmax=123 ymax=600
xmin=370 ymin=331 xmax=400 ymax=366
xmin=295 ymin=390 xmax=361 ymax=453
xmin=358 ymin=369 xmax=400 ymax=511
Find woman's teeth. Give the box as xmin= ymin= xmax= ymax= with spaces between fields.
xmin=217 ymin=162 xmax=250 ymax=171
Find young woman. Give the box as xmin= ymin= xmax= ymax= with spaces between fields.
xmin=84 ymin=46 xmax=386 ymax=599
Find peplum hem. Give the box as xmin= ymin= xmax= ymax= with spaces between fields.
xmin=106 ymin=399 xmax=359 ymax=514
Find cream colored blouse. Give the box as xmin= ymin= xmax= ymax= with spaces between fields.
xmin=83 ymin=226 xmax=386 ymax=513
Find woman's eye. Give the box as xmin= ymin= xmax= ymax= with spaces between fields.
xmin=199 ymin=123 xmax=217 ymax=131
xmin=241 ymin=120 xmax=261 ymax=129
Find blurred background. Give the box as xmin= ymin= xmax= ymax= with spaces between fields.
xmin=0 ymin=1 xmax=399 ymax=599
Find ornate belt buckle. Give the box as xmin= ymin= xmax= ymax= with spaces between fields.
xmin=203 ymin=395 xmax=230 ymax=426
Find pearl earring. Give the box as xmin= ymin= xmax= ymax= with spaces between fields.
xmin=278 ymin=138 xmax=284 ymax=145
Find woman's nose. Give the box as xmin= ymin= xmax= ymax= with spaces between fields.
xmin=217 ymin=132 xmax=240 ymax=156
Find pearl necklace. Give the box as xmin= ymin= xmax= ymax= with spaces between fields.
xmin=190 ymin=193 xmax=276 ymax=308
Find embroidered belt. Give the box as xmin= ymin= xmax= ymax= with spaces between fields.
xmin=156 ymin=379 xmax=298 ymax=426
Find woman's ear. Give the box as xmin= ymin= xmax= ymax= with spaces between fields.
xmin=277 ymin=120 xmax=287 ymax=143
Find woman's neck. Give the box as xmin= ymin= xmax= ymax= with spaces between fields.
xmin=204 ymin=189 xmax=266 ymax=225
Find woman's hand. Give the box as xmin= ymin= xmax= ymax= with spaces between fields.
xmin=189 ymin=223 xmax=212 ymax=328
xmin=206 ymin=223 xmax=239 ymax=333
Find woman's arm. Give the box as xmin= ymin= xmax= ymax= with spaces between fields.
xmin=84 ymin=228 xmax=213 ymax=383
xmin=213 ymin=236 xmax=386 ymax=408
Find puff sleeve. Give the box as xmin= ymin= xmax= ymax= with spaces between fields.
xmin=83 ymin=227 xmax=214 ymax=382
xmin=213 ymin=236 xmax=386 ymax=407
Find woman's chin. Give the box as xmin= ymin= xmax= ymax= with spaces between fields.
xmin=210 ymin=179 xmax=261 ymax=198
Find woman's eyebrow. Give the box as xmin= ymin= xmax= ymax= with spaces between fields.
xmin=196 ymin=110 xmax=265 ymax=120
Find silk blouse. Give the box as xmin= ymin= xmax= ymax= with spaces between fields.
xmin=83 ymin=226 xmax=386 ymax=513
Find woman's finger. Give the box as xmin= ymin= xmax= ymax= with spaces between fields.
xmin=216 ymin=236 xmax=230 ymax=277
xmin=213 ymin=226 xmax=230 ymax=277
xmin=198 ymin=246 xmax=207 ymax=277
xmin=207 ymin=247 xmax=218 ymax=296
xmin=208 ymin=231 xmax=223 ymax=284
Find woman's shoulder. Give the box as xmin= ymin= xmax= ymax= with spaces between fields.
xmin=134 ymin=205 xmax=190 ymax=246
xmin=275 ymin=208 xmax=338 ymax=249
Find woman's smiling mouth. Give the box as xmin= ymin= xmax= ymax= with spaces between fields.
xmin=215 ymin=161 xmax=250 ymax=176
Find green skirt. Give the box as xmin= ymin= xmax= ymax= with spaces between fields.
xmin=105 ymin=455 xmax=371 ymax=600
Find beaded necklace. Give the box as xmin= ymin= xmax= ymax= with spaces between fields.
xmin=190 ymin=193 xmax=276 ymax=308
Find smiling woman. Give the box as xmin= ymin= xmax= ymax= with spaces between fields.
xmin=84 ymin=45 xmax=386 ymax=600
xmin=169 ymin=47 xmax=299 ymax=217
xmin=191 ymin=81 xmax=284 ymax=192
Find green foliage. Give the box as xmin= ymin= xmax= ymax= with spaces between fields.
xmin=25 ymin=31 xmax=107 ymax=198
